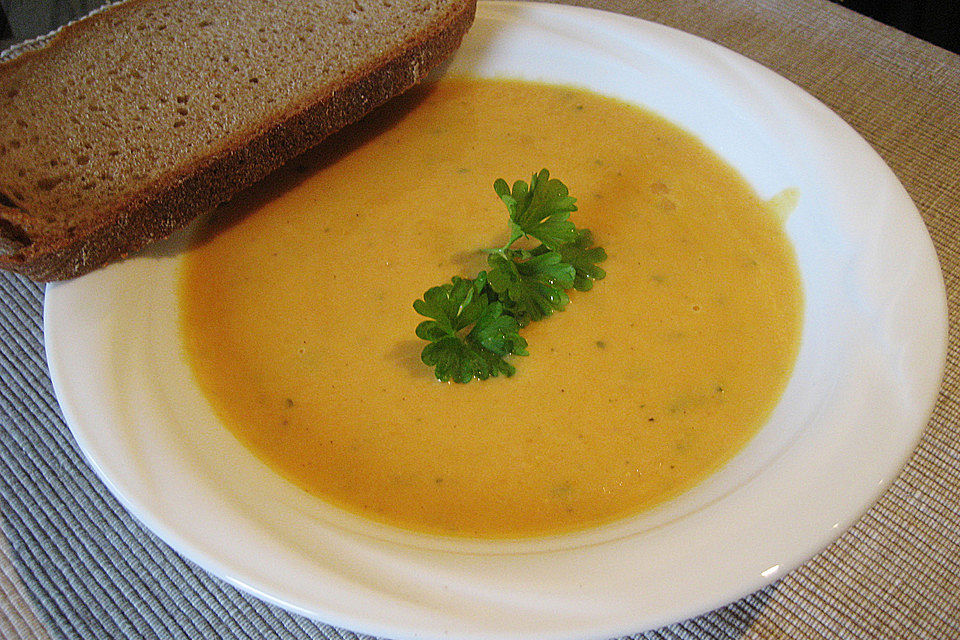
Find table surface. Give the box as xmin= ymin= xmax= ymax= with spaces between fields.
xmin=1 ymin=0 xmax=958 ymax=638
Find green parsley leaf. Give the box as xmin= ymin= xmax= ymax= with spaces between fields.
xmin=549 ymin=228 xmax=608 ymax=291
xmin=493 ymin=169 xmax=578 ymax=250
xmin=486 ymin=249 xmax=575 ymax=327
xmin=414 ymin=273 xmax=528 ymax=383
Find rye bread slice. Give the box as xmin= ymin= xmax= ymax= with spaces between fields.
xmin=0 ymin=0 xmax=476 ymax=281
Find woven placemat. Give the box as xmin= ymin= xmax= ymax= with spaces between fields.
xmin=1 ymin=0 xmax=958 ymax=638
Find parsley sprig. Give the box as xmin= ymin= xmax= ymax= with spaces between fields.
xmin=414 ymin=169 xmax=607 ymax=383
xmin=414 ymin=273 xmax=528 ymax=383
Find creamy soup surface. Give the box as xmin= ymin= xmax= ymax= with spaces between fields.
xmin=179 ymin=78 xmax=803 ymax=538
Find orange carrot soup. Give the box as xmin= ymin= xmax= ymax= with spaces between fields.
xmin=179 ymin=78 xmax=803 ymax=538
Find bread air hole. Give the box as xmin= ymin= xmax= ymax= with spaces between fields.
xmin=37 ymin=177 xmax=64 ymax=192
xmin=0 ymin=217 xmax=31 ymax=252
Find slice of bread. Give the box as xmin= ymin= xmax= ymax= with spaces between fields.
xmin=0 ymin=0 xmax=476 ymax=280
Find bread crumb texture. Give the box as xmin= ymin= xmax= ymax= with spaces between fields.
xmin=0 ymin=0 xmax=474 ymax=278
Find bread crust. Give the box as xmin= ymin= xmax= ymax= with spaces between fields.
xmin=0 ymin=0 xmax=477 ymax=281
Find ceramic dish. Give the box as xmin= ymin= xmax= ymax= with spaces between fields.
xmin=44 ymin=3 xmax=948 ymax=639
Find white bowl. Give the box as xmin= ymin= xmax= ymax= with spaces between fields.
xmin=44 ymin=3 xmax=948 ymax=639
